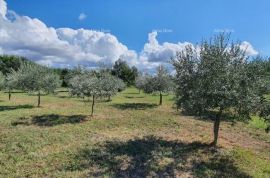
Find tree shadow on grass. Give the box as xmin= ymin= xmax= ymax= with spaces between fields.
xmin=11 ymin=114 xmax=87 ymax=127
xmin=0 ymin=104 xmax=33 ymax=112
xmin=56 ymin=95 xmax=72 ymax=99
xmin=64 ymin=136 xmax=251 ymax=177
xmin=178 ymin=109 xmax=240 ymax=125
xmin=111 ymin=103 xmax=158 ymax=110
xmin=124 ymin=96 xmax=145 ymax=99
xmin=124 ymin=92 xmax=140 ymax=95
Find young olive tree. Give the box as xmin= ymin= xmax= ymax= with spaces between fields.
xmin=69 ymin=71 xmax=124 ymax=116
xmin=135 ymin=74 xmax=146 ymax=94
xmin=142 ymin=65 xmax=173 ymax=105
xmin=0 ymin=72 xmax=5 ymax=91
xmin=5 ymin=73 xmax=19 ymax=100
xmin=99 ymin=73 xmax=126 ymax=101
xmin=172 ymin=34 xmax=264 ymax=146
xmin=11 ymin=62 xmax=61 ymax=107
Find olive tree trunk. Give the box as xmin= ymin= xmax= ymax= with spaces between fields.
xmin=212 ymin=107 xmax=223 ymax=146
xmin=37 ymin=91 xmax=41 ymax=107
xmin=159 ymin=91 xmax=163 ymax=105
xmin=8 ymin=90 xmax=11 ymax=101
xmin=91 ymin=95 xmax=95 ymax=116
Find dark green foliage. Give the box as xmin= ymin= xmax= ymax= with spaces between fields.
xmin=112 ymin=59 xmax=138 ymax=86
xmin=258 ymin=102 xmax=270 ymax=132
xmin=53 ymin=68 xmax=70 ymax=87
xmin=0 ymin=55 xmax=29 ymax=75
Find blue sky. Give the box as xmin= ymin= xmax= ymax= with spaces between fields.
xmin=1 ymin=0 xmax=269 ymax=69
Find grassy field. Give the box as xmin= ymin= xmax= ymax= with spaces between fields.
xmin=0 ymin=87 xmax=270 ymax=178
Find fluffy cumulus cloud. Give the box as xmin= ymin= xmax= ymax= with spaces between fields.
xmin=141 ymin=31 xmax=192 ymax=63
xmin=0 ymin=0 xmax=259 ymax=71
xmin=0 ymin=0 xmax=7 ymax=19
xmin=0 ymin=0 xmax=137 ymax=67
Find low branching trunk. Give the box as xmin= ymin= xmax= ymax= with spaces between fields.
xmin=91 ymin=95 xmax=95 ymax=116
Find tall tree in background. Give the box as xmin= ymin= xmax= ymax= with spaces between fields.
xmin=172 ymin=34 xmax=265 ymax=146
xmin=53 ymin=68 xmax=70 ymax=87
xmin=0 ymin=55 xmax=28 ymax=75
xmin=112 ymin=59 xmax=138 ymax=86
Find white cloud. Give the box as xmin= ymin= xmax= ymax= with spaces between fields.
xmin=137 ymin=31 xmax=195 ymax=72
xmin=0 ymin=1 xmax=136 ymax=68
xmin=141 ymin=31 xmax=194 ymax=63
xmin=78 ymin=13 xmax=87 ymax=21
xmin=240 ymin=41 xmax=258 ymax=56
xmin=0 ymin=0 xmax=259 ymax=71
xmin=0 ymin=0 xmax=7 ymax=19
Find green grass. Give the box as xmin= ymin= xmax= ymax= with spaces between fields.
xmin=0 ymin=87 xmax=269 ymax=177
xmin=249 ymin=116 xmax=268 ymax=130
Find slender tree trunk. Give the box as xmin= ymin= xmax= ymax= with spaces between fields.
xmin=159 ymin=91 xmax=163 ymax=105
xmin=37 ymin=91 xmax=41 ymax=107
xmin=108 ymin=95 xmax=111 ymax=101
xmin=212 ymin=107 xmax=223 ymax=146
xmin=8 ymin=90 xmax=11 ymax=101
xmin=91 ymin=95 xmax=95 ymax=116
xmin=139 ymin=89 xmax=141 ymax=94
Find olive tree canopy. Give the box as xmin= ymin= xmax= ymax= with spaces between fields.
xmin=142 ymin=65 xmax=173 ymax=105
xmin=172 ymin=34 xmax=265 ymax=146
xmin=10 ymin=62 xmax=61 ymax=107
xmin=69 ymin=70 xmax=125 ymax=116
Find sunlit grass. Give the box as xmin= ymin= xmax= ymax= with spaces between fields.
xmin=0 ymin=87 xmax=269 ymax=177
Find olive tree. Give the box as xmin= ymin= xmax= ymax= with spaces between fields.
xmin=11 ymin=62 xmax=61 ymax=107
xmin=0 ymin=72 xmax=5 ymax=91
xmin=142 ymin=66 xmax=173 ymax=105
xmin=69 ymin=71 xmax=124 ymax=116
xmin=4 ymin=72 xmax=20 ymax=100
xmin=99 ymin=73 xmax=126 ymax=101
xmin=172 ymin=34 xmax=264 ymax=146
xmin=135 ymin=74 xmax=146 ymax=94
